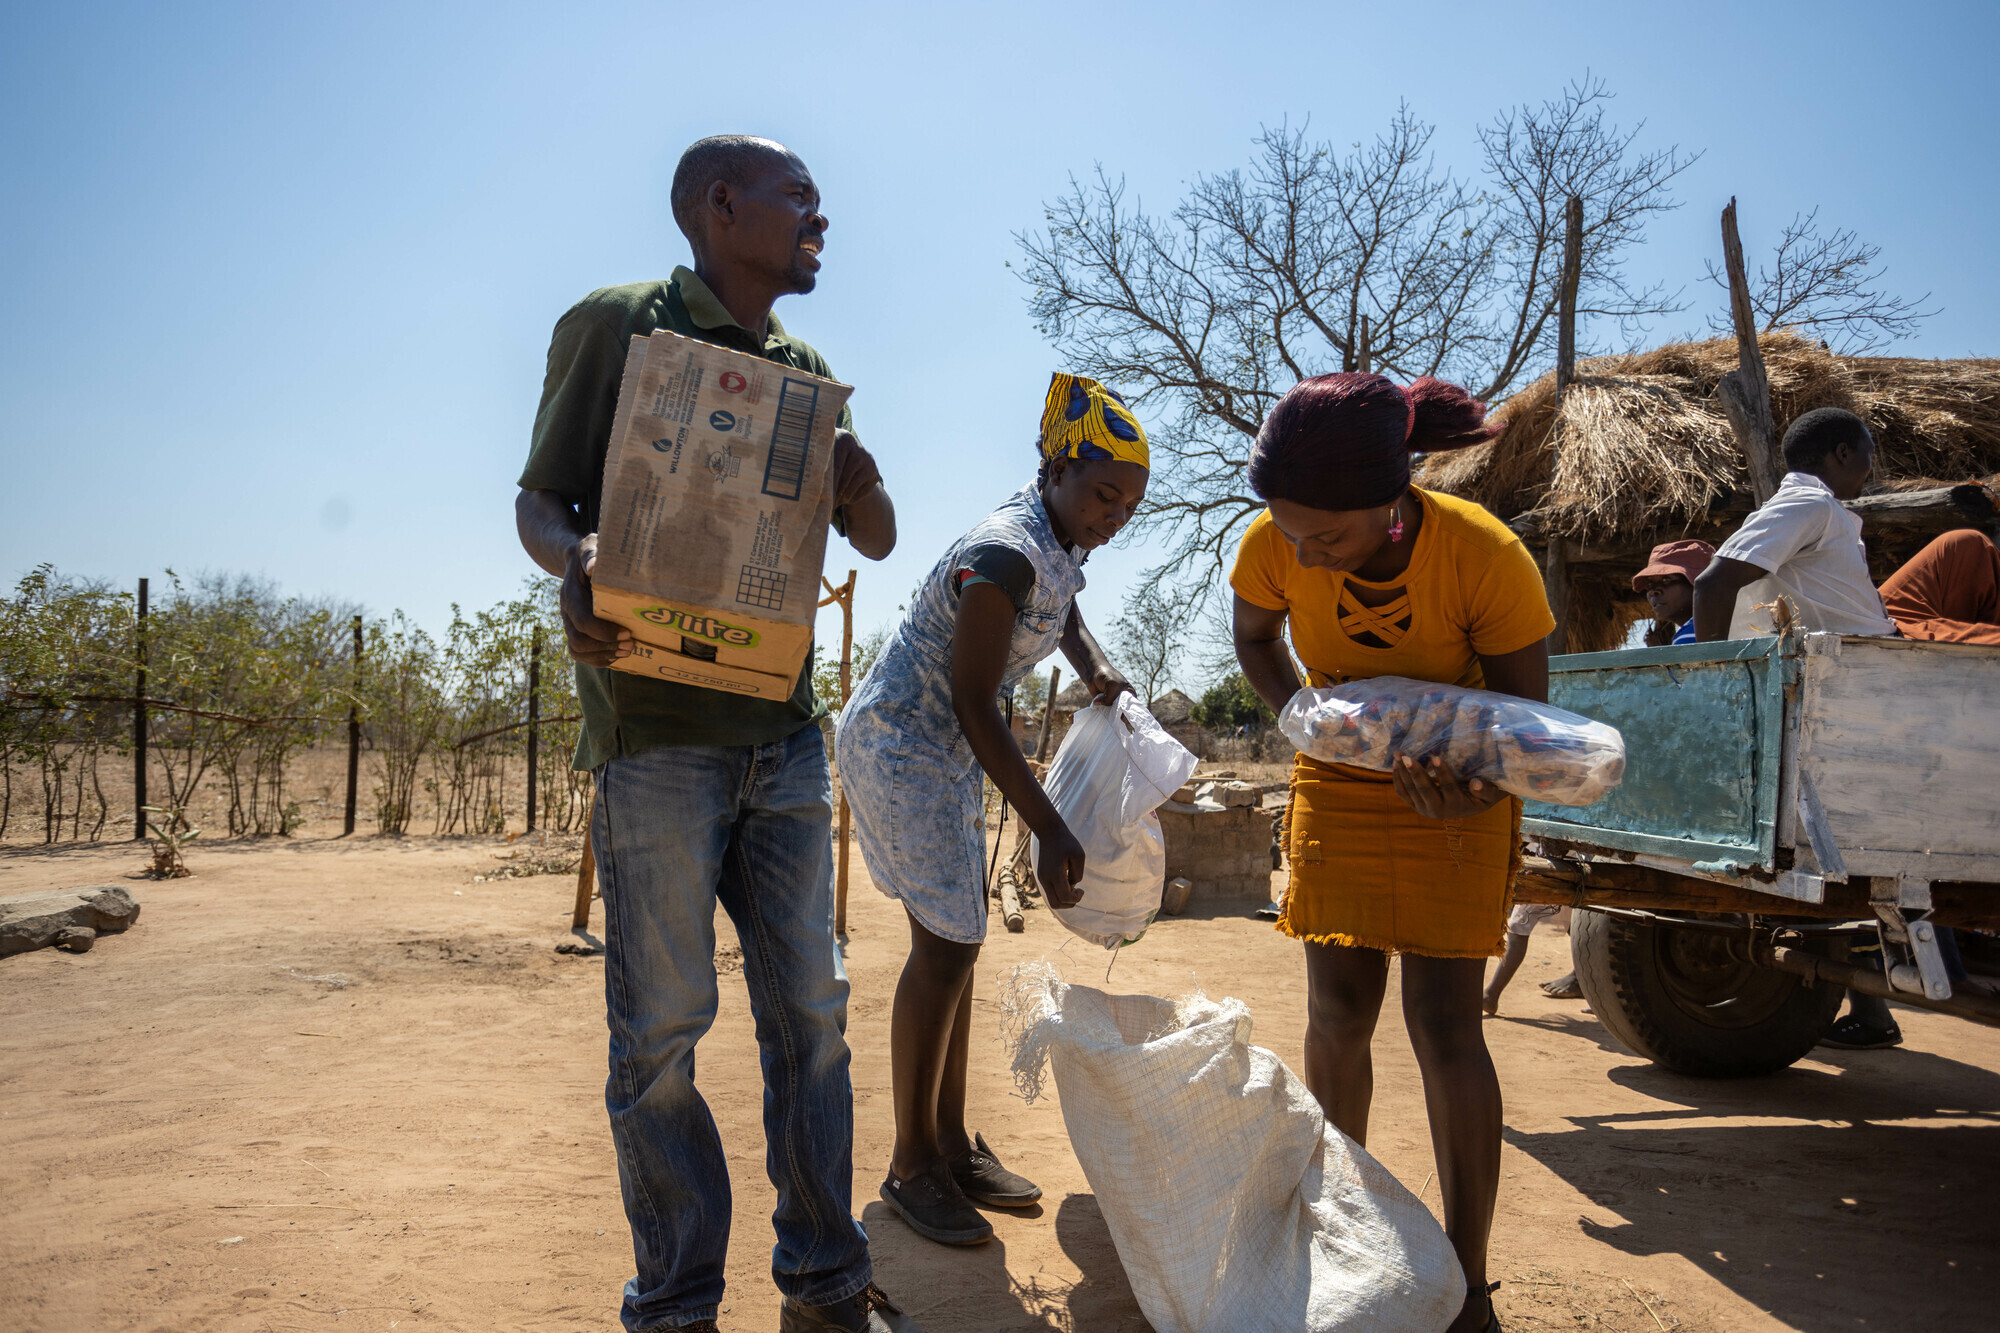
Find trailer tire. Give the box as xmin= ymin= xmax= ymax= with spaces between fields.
xmin=1571 ymin=909 xmax=1844 ymax=1077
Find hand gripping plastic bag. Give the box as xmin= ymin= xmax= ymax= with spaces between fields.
xmin=1032 ymin=694 xmax=1200 ymax=949
xmin=1278 ymin=676 xmax=1625 ymax=806
xmin=1001 ymin=965 xmax=1465 ymax=1333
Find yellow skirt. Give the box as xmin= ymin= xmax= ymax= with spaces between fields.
xmin=1279 ymin=753 xmax=1519 ymax=959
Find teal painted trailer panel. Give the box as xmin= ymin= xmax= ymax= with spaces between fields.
xmin=1523 ymin=637 xmax=1791 ymax=871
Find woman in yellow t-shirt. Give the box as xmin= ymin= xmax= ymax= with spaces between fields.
xmin=1230 ymin=372 xmax=1553 ymax=1333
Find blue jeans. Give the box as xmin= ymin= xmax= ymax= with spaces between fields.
xmin=592 ymin=723 xmax=870 ymax=1330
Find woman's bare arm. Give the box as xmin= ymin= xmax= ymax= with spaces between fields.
xmin=952 ymin=582 xmax=1086 ymax=905
xmin=1391 ymin=638 xmax=1550 ymax=819
xmin=1058 ymin=605 xmax=1132 ymax=703
xmin=1232 ymin=595 xmax=1302 ymax=714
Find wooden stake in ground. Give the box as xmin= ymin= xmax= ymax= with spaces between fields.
xmin=572 ymin=790 xmax=597 ymax=930
xmin=997 ymin=862 xmax=1026 ymax=933
xmin=1717 ymin=196 xmax=1783 ymax=505
xmin=1034 ymin=667 xmax=1061 ymax=761
xmin=819 ymin=570 xmax=858 ymax=935
xmin=1545 ymin=194 xmax=1583 ymax=654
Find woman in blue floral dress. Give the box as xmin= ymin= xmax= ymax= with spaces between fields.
xmin=838 ymin=373 xmax=1149 ymax=1246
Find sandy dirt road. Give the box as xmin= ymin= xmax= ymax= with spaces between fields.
xmin=2 ymin=832 xmax=1994 ymax=1332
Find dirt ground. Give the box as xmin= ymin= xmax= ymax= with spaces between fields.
xmin=3 ymin=829 xmax=1995 ymax=1333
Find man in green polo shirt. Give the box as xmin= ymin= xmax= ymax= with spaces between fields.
xmin=515 ymin=135 xmax=913 ymax=1333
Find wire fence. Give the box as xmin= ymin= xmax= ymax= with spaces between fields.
xmin=1 ymin=566 xmax=592 ymax=845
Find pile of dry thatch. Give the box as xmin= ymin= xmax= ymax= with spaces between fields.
xmin=1421 ymin=332 xmax=2000 ymax=544
xmin=1417 ymin=332 xmax=2000 ymax=651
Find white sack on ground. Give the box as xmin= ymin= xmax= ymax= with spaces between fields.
xmin=1278 ymin=676 xmax=1626 ymax=807
xmin=1002 ymin=965 xmax=1464 ymax=1333
xmin=1032 ymin=695 xmax=1199 ymax=949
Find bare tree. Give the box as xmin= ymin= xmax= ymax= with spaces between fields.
xmin=1705 ymin=207 xmax=1935 ymax=354
xmin=1108 ymin=584 xmax=1197 ymax=702
xmin=1017 ymin=77 xmax=1694 ymax=588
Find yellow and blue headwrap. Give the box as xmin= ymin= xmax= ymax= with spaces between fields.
xmin=1039 ymin=373 xmax=1149 ymax=469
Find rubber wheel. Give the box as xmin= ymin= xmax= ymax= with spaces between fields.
xmin=1571 ymin=909 xmax=1844 ymax=1077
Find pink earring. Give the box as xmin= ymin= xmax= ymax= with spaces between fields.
xmin=1387 ymin=504 xmax=1405 ymax=543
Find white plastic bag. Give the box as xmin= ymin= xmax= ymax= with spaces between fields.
xmin=1002 ymin=965 xmax=1465 ymax=1333
xmin=1032 ymin=694 xmax=1199 ymax=949
xmin=1278 ymin=676 xmax=1625 ymax=806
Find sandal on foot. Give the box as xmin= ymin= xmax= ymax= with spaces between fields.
xmin=880 ymin=1160 xmax=993 ymax=1245
xmin=1818 ymin=1015 xmax=1902 ymax=1050
xmin=949 ymin=1132 xmax=1042 ymax=1207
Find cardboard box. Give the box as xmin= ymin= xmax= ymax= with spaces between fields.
xmin=592 ymin=329 xmax=851 ymax=699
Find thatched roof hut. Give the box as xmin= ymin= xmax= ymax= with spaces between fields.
xmin=1417 ymin=332 xmax=2000 ymax=651
xmin=1053 ymin=678 xmax=1095 ymax=712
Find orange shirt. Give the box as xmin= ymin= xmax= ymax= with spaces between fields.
xmin=1229 ymin=487 xmax=1554 ymax=690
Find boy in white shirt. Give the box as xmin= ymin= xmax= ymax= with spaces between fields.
xmin=1693 ymin=407 xmax=1896 ymax=641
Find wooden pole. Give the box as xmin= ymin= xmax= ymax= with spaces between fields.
xmin=343 ymin=616 xmax=361 ymax=836
xmin=1717 ymin=197 xmax=1783 ymax=505
xmin=132 ymin=578 xmax=148 ymax=840
xmin=1034 ymin=667 xmax=1062 ymax=761
xmin=1358 ymin=314 xmax=1372 ymax=375
xmin=525 ymin=629 xmax=541 ymax=833
xmin=998 ymin=864 xmax=1026 ymax=933
xmin=1546 ymin=195 xmax=1584 ymax=654
xmin=820 ymin=570 xmax=858 ymax=935
xmin=572 ymin=790 xmax=597 ymax=929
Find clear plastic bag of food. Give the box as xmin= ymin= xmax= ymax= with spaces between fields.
xmin=1277 ymin=676 xmax=1625 ymax=807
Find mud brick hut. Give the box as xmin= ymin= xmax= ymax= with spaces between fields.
xmin=1418 ymin=332 xmax=2000 ymax=651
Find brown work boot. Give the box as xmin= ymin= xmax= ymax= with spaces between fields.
xmin=779 ymin=1282 xmax=924 ymax=1331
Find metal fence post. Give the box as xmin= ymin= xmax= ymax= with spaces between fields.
xmin=526 ymin=629 xmax=541 ymax=833
xmin=133 ymin=577 xmax=148 ymax=840
xmin=343 ymin=615 xmax=362 ymax=836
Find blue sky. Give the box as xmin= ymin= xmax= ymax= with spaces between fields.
xmin=4 ymin=1 xmax=1995 ymax=691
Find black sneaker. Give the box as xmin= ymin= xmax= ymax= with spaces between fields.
xmin=1819 ymin=1015 xmax=1903 ymax=1050
xmin=949 ymin=1132 xmax=1042 ymax=1207
xmin=880 ymin=1160 xmax=993 ymax=1245
xmin=778 ymin=1283 xmax=923 ymax=1332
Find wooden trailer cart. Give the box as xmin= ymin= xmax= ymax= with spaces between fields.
xmin=1513 ymin=632 xmax=2000 ymax=1075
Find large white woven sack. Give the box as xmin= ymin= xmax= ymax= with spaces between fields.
xmin=1032 ymin=695 xmax=1199 ymax=950
xmin=1003 ymin=967 xmax=1464 ymax=1333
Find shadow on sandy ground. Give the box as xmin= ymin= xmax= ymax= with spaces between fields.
xmin=1506 ymin=1045 xmax=2000 ymax=1331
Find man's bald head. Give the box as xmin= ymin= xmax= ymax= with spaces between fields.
xmin=671 ymin=135 xmax=799 ymax=245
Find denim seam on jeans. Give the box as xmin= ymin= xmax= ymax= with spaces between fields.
xmin=595 ymin=769 xmax=675 ymax=1290
xmin=731 ymin=751 xmax=827 ymax=1272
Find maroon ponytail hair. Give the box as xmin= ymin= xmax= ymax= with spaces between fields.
xmin=1246 ymin=373 xmax=1500 ymax=512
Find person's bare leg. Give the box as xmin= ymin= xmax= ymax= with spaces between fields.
xmin=933 ymin=968 xmax=976 ymax=1159
xmin=1301 ymin=941 xmax=1390 ymax=1145
xmin=888 ymin=911 xmax=980 ymax=1180
xmin=1403 ymin=954 xmax=1503 ymax=1333
xmin=1483 ymin=932 xmax=1529 ymax=1014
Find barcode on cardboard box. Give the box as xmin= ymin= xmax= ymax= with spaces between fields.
xmin=762 ymin=378 xmax=821 ymax=500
